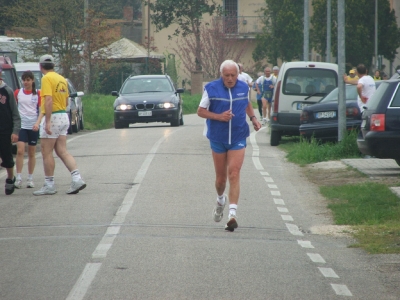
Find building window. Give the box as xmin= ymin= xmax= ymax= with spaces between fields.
xmin=223 ymin=0 xmax=238 ymax=34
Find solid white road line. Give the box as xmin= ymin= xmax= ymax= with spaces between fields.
xmin=66 ymin=263 xmax=102 ymax=300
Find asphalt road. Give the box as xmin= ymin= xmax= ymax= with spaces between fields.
xmin=0 ymin=114 xmax=399 ymax=300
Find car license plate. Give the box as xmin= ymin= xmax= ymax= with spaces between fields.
xmin=296 ymin=103 xmax=311 ymax=110
xmin=315 ymin=111 xmax=336 ymax=119
xmin=138 ymin=111 xmax=152 ymax=117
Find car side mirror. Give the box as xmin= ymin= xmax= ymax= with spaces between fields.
xmin=175 ymin=88 xmax=184 ymax=94
xmin=111 ymin=91 xmax=119 ymax=96
xmin=77 ymin=91 xmax=84 ymax=97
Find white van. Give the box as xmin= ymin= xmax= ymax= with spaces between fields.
xmin=270 ymin=61 xmax=338 ymax=146
xmin=14 ymin=62 xmax=43 ymax=89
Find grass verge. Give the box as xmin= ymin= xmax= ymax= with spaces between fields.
xmin=279 ymin=132 xmax=400 ymax=254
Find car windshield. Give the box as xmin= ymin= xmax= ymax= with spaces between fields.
xmin=319 ymin=85 xmax=358 ymax=103
xmin=121 ymin=78 xmax=173 ymax=94
xmin=283 ymin=68 xmax=337 ymax=96
xmin=17 ymin=71 xmax=42 ymax=89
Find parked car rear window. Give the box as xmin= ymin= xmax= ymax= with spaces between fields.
xmin=366 ymin=81 xmax=391 ymax=110
xmin=283 ymin=68 xmax=337 ymax=96
xmin=389 ymin=84 xmax=400 ymax=108
xmin=121 ymin=78 xmax=173 ymax=94
xmin=319 ymin=85 xmax=358 ymax=103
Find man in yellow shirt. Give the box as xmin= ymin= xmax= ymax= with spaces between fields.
xmin=33 ymin=54 xmax=86 ymax=196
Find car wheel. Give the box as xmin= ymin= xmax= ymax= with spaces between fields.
xmin=170 ymin=114 xmax=180 ymax=127
xmin=79 ymin=109 xmax=84 ymax=130
xmin=72 ymin=112 xmax=79 ymax=133
xmin=68 ymin=112 xmax=73 ymax=134
xmin=179 ymin=112 xmax=184 ymax=125
xmin=270 ymin=130 xmax=281 ymax=146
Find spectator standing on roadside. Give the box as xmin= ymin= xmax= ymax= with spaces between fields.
xmin=14 ymin=71 xmax=41 ymax=189
xmin=197 ymin=60 xmax=261 ymax=232
xmin=344 ymin=64 xmax=375 ymax=112
xmin=348 ymin=69 xmax=359 ymax=80
xmin=0 ymin=68 xmax=21 ymax=195
xmin=373 ymin=70 xmax=381 ymax=81
xmin=33 ymin=54 xmax=86 ymax=196
xmin=256 ymin=67 xmax=276 ymax=124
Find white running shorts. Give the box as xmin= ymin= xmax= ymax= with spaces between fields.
xmin=39 ymin=113 xmax=69 ymax=138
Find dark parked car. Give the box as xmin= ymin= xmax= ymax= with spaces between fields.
xmin=0 ymin=55 xmax=20 ymax=91
xmin=112 ymin=75 xmax=184 ymax=128
xmin=299 ymin=82 xmax=381 ymax=140
xmin=357 ymin=79 xmax=400 ymax=165
xmin=66 ymin=78 xmax=84 ymax=134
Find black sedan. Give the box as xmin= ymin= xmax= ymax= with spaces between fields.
xmin=299 ymin=82 xmax=381 ymax=140
xmin=357 ymin=79 xmax=400 ymax=165
xmin=112 ymin=75 xmax=184 ymax=128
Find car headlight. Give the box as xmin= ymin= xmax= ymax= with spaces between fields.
xmin=157 ymin=102 xmax=176 ymax=108
xmin=116 ymin=104 xmax=133 ymax=111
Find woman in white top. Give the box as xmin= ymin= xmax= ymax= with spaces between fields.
xmin=14 ymin=71 xmax=41 ymax=189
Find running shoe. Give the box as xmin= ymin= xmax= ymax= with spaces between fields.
xmin=66 ymin=178 xmax=86 ymax=194
xmin=213 ymin=194 xmax=227 ymax=222
xmin=5 ymin=177 xmax=16 ymax=195
xmin=33 ymin=184 xmax=57 ymax=196
xmin=14 ymin=179 xmax=22 ymax=189
xmin=225 ymin=212 xmax=238 ymax=232
xmin=26 ymin=180 xmax=35 ymax=188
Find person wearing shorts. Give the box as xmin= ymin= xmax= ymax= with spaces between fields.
xmin=0 ymin=77 xmax=21 ymax=195
xmin=14 ymin=71 xmax=41 ymax=189
xmin=197 ymin=60 xmax=261 ymax=231
xmin=33 ymin=54 xmax=86 ymax=196
xmin=256 ymin=67 xmax=276 ymax=124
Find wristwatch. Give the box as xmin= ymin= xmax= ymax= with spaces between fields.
xmin=249 ymin=116 xmax=256 ymax=121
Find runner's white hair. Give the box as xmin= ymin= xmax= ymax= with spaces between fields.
xmin=220 ymin=60 xmax=239 ymax=73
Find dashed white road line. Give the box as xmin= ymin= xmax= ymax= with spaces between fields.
xmin=277 ymin=207 xmax=289 ymax=213
xmin=331 ymin=284 xmax=353 ymax=296
xmin=281 ymin=215 xmax=294 ymax=221
xmin=318 ymin=267 xmax=340 ymax=278
xmin=307 ymin=253 xmax=326 ymax=263
xmin=298 ymin=240 xmax=314 ymax=248
xmin=285 ymin=223 xmax=304 ymax=236
xmin=273 ymin=198 xmax=285 ymax=205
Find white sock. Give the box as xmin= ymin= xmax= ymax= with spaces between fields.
xmin=71 ymin=169 xmax=82 ymax=181
xmin=217 ymin=194 xmax=225 ymax=206
xmin=45 ymin=176 xmax=54 ymax=187
xmin=16 ymin=173 xmax=22 ymax=181
xmin=229 ymin=204 xmax=237 ymax=216
xmin=27 ymin=174 xmax=33 ymax=181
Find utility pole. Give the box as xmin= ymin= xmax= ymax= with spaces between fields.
xmin=303 ymin=0 xmax=309 ymax=61
xmin=83 ymin=0 xmax=90 ymax=94
xmin=326 ymin=0 xmax=331 ymax=62
xmin=337 ymin=0 xmax=346 ymax=141
xmin=374 ymin=0 xmax=378 ymax=71
xmin=146 ymin=0 xmax=151 ymax=74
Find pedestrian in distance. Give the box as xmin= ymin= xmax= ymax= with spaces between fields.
xmin=253 ymin=71 xmax=263 ymax=119
xmin=33 ymin=54 xmax=86 ymax=196
xmin=237 ymin=63 xmax=253 ymax=88
xmin=197 ymin=59 xmax=261 ymax=232
xmin=256 ymin=67 xmax=276 ymax=125
xmin=373 ymin=70 xmax=381 ymax=81
xmin=0 ymin=66 xmax=21 ymax=195
xmin=344 ymin=64 xmax=376 ymax=112
xmin=14 ymin=71 xmax=41 ymax=189
xmin=272 ymin=66 xmax=279 ymax=79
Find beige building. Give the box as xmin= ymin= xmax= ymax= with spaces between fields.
xmin=141 ymin=0 xmax=267 ymax=91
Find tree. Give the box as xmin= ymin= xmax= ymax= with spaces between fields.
xmin=311 ymin=0 xmax=400 ymax=71
xmin=146 ymin=0 xmax=218 ymax=71
xmin=174 ymin=19 xmax=247 ymax=80
xmin=0 ymin=0 xmax=18 ymax=34
xmin=253 ymin=0 xmax=304 ymax=65
xmin=90 ymin=0 xmax=142 ymax=19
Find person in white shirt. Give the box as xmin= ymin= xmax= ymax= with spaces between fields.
xmin=344 ymin=64 xmax=376 ymax=112
xmin=237 ymin=63 xmax=253 ymax=88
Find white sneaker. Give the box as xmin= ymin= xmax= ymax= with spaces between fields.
xmin=26 ymin=180 xmax=35 ymax=188
xmin=213 ymin=194 xmax=227 ymax=222
xmin=225 ymin=212 xmax=238 ymax=232
xmin=262 ymin=118 xmax=267 ymax=125
xmin=33 ymin=185 xmax=57 ymax=196
xmin=66 ymin=178 xmax=86 ymax=194
xmin=14 ymin=179 xmax=22 ymax=189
